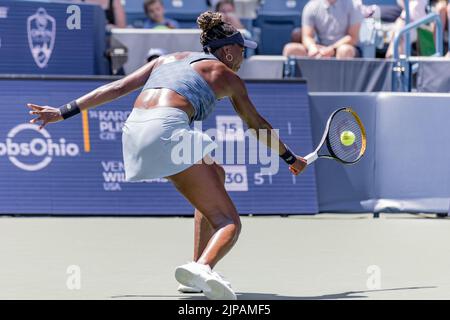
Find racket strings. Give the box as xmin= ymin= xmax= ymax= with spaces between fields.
xmin=327 ymin=110 xmax=365 ymax=163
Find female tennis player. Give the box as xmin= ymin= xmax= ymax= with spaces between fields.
xmin=27 ymin=11 xmax=307 ymax=300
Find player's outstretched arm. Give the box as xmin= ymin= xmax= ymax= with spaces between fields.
xmin=27 ymin=58 xmax=160 ymax=130
xmin=227 ymin=74 xmax=307 ymax=175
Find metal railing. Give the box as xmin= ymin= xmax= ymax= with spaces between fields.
xmin=393 ymin=13 xmax=443 ymax=60
xmin=392 ymin=11 xmax=444 ymax=91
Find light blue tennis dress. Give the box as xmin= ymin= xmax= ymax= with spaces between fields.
xmin=121 ymin=52 xmax=220 ymax=181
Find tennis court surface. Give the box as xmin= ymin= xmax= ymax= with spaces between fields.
xmin=1 ymin=214 xmax=449 ymax=300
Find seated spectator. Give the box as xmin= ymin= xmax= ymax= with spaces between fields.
xmin=283 ymin=0 xmax=363 ymax=59
xmin=445 ymin=2 xmax=450 ymax=57
xmin=379 ymin=3 xmax=403 ymax=23
xmin=215 ymin=0 xmax=244 ymax=30
xmin=82 ymin=0 xmax=126 ymax=29
xmin=430 ymin=0 xmax=449 ymax=56
xmin=385 ymin=0 xmax=427 ymax=58
xmin=290 ymin=27 xmax=302 ymax=44
xmin=78 ymin=0 xmax=126 ymax=75
xmin=143 ymin=0 xmax=179 ymax=29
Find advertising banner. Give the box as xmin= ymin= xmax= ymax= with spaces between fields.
xmin=0 ymin=77 xmax=318 ymax=215
xmin=0 ymin=0 xmax=106 ymax=74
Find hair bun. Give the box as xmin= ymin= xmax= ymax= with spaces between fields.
xmin=197 ymin=11 xmax=223 ymax=32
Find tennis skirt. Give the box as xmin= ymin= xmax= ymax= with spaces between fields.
xmin=122 ymin=107 xmax=217 ymax=182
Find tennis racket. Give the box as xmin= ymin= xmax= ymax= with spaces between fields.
xmin=303 ymin=107 xmax=366 ymax=165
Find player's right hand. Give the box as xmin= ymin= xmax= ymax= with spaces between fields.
xmin=289 ymin=156 xmax=307 ymax=176
xmin=27 ymin=103 xmax=64 ymax=130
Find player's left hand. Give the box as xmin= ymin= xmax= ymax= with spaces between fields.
xmin=289 ymin=156 xmax=307 ymax=175
xmin=27 ymin=103 xmax=63 ymax=130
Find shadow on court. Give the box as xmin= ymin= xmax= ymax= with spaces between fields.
xmin=111 ymin=286 xmax=437 ymax=300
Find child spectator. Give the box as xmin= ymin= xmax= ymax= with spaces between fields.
xmin=215 ymin=0 xmax=244 ymax=30
xmin=143 ymin=0 xmax=179 ymax=29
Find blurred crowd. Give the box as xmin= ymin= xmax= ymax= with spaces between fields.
xmin=63 ymin=0 xmax=450 ymax=59
xmin=65 ymin=0 xmax=244 ymax=30
xmin=284 ymin=0 xmax=450 ymax=59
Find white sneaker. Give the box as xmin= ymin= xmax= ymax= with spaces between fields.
xmin=205 ymin=270 xmax=237 ymax=300
xmin=210 ymin=271 xmax=232 ymax=288
xmin=176 ymin=272 xmax=232 ymax=294
xmin=175 ymin=262 xmax=237 ymax=300
xmin=175 ymin=262 xmax=212 ymax=293
xmin=177 ymin=284 xmax=202 ymax=293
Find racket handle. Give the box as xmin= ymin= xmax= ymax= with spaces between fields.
xmin=304 ymin=152 xmax=318 ymax=165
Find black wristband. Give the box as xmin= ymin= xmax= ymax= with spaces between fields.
xmin=280 ymin=148 xmax=297 ymax=165
xmin=59 ymin=100 xmax=80 ymax=120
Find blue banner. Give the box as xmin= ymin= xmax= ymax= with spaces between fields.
xmin=0 ymin=77 xmax=318 ymax=215
xmin=0 ymin=0 xmax=106 ymax=74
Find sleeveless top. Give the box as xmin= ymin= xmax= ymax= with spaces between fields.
xmin=142 ymin=52 xmax=219 ymax=122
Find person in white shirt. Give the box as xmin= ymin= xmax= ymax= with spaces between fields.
xmin=385 ymin=0 xmax=427 ymax=58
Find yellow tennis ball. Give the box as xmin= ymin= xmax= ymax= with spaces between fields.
xmin=340 ymin=130 xmax=355 ymax=146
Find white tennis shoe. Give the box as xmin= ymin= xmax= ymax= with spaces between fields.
xmin=177 ymin=271 xmax=232 ymax=294
xmin=205 ymin=270 xmax=236 ymax=300
xmin=175 ymin=262 xmax=236 ymax=300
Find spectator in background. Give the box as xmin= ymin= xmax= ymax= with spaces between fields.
xmin=445 ymin=2 xmax=450 ymax=57
xmin=215 ymin=0 xmax=244 ymax=30
xmin=385 ymin=0 xmax=427 ymax=58
xmin=430 ymin=0 xmax=449 ymax=57
xmin=78 ymin=0 xmax=126 ymax=75
xmin=143 ymin=0 xmax=179 ymax=29
xmin=82 ymin=0 xmax=126 ymax=29
xmin=283 ymin=0 xmax=363 ymax=59
xmin=289 ymin=27 xmax=302 ymax=45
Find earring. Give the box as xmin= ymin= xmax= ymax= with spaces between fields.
xmin=226 ymin=53 xmax=234 ymax=62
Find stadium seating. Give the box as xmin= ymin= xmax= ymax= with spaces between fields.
xmin=363 ymin=0 xmax=398 ymax=5
xmin=257 ymin=0 xmax=307 ymax=14
xmin=123 ymin=0 xmax=146 ymax=27
xmin=124 ymin=0 xmax=208 ymax=28
xmin=254 ymin=0 xmax=308 ymax=55
xmin=163 ymin=0 xmax=209 ymax=28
